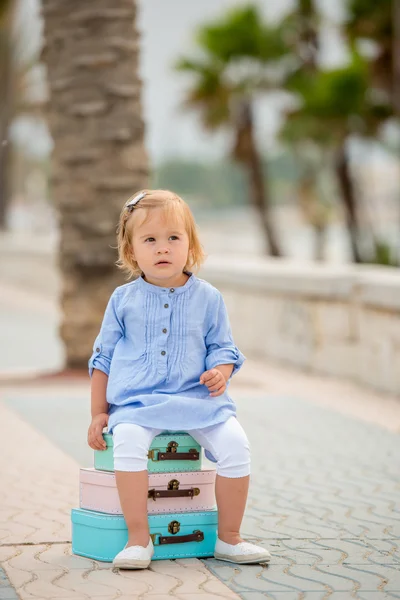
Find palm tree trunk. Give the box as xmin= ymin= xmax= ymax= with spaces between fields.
xmin=233 ymin=101 xmax=281 ymax=257
xmin=297 ymin=0 xmax=319 ymax=71
xmin=41 ymin=0 xmax=148 ymax=369
xmin=393 ymin=0 xmax=400 ymax=116
xmin=0 ymin=2 xmax=13 ymax=230
xmin=247 ymin=141 xmax=281 ymax=257
xmin=0 ymin=128 xmax=10 ymax=230
xmin=335 ymin=140 xmax=363 ymax=263
xmin=313 ymin=223 xmax=326 ymax=261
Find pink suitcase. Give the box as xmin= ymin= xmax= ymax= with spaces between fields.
xmin=79 ymin=468 xmax=217 ymax=515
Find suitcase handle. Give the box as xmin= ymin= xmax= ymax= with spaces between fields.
xmin=152 ymin=530 xmax=204 ymax=545
xmin=148 ymin=449 xmax=200 ymax=462
xmin=148 ymin=487 xmax=200 ymax=501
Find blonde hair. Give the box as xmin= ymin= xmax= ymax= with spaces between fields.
xmin=116 ymin=189 xmax=206 ymax=279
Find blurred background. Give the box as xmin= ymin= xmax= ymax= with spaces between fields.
xmin=1 ymin=0 xmax=399 ymax=392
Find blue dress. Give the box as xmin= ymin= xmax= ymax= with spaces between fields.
xmin=89 ymin=273 xmax=245 ymax=442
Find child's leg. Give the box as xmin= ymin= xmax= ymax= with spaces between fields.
xmin=113 ymin=422 xmax=162 ymax=548
xmin=115 ymin=471 xmax=150 ymax=547
xmin=190 ymin=418 xmax=270 ymax=564
xmin=215 ymin=472 xmax=250 ymax=545
xmin=189 ymin=417 xmax=251 ymax=544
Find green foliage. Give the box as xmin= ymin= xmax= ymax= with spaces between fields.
xmin=346 ymin=0 xmax=392 ymax=40
xmin=176 ymin=5 xmax=290 ymax=132
xmin=282 ymin=50 xmax=392 ymax=147
xmin=280 ymin=0 xmax=319 ymax=72
xmin=175 ymin=1 xmax=398 ymax=264
xmin=346 ymin=0 xmax=394 ymax=111
xmin=291 ymin=53 xmax=367 ymax=112
xmin=195 ymin=5 xmax=288 ymax=64
xmin=373 ymin=240 xmax=398 ymax=267
xmin=152 ymin=156 xmax=301 ymax=209
xmin=175 ymin=59 xmax=231 ymax=130
xmin=152 ymin=160 xmax=247 ymax=208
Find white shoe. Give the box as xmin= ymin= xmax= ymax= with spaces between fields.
xmin=113 ymin=538 xmax=154 ymax=569
xmin=214 ymin=538 xmax=271 ymax=564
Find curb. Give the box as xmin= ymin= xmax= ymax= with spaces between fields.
xmin=0 ymin=368 xmax=88 ymax=386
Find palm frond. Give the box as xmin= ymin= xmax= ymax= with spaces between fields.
xmin=196 ymin=5 xmax=289 ymax=64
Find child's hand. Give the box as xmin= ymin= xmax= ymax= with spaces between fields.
xmin=200 ymin=369 xmax=227 ymax=397
xmin=88 ymin=413 xmax=109 ymax=450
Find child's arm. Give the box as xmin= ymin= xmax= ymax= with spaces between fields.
xmin=91 ymin=369 xmax=109 ymax=417
xmin=88 ymin=369 xmax=109 ymax=450
xmin=87 ymin=288 xmax=124 ymax=450
xmin=88 ymin=289 xmax=124 ymax=378
xmin=200 ymin=290 xmax=245 ymax=397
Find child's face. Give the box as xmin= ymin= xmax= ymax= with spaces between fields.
xmin=130 ymin=207 xmax=190 ymax=287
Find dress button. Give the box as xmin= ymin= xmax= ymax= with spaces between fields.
xmin=164 ymin=303 xmax=169 ymax=308
xmin=161 ymin=350 xmax=166 ymax=356
xmin=162 ymin=328 xmax=167 ymax=333
xmin=170 ymin=288 xmax=175 ymax=293
xmin=96 ymin=347 xmax=100 ymax=352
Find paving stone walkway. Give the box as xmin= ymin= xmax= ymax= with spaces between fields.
xmin=1 ymin=270 xmax=400 ymax=599
xmin=208 ymin=394 xmax=400 ymax=599
xmin=0 ymin=395 xmax=238 ymax=600
xmin=1 ymin=380 xmax=399 ymax=599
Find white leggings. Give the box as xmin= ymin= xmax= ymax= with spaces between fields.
xmin=112 ymin=417 xmax=251 ymax=478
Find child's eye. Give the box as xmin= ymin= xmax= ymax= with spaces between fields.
xmin=169 ymin=235 xmax=179 ymax=241
xmin=145 ymin=237 xmax=155 ymax=242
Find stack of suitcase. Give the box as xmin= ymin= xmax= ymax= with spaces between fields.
xmin=71 ymin=431 xmax=218 ymax=562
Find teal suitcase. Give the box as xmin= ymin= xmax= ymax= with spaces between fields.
xmin=71 ymin=508 xmax=218 ymax=562
xmin=94 ymin=432 xmax=202 ymax=473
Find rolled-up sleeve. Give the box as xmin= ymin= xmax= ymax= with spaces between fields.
xmin=205 ymin=291 xmax=245 ymax=377
xmin=88 ymin=290 xmax=124 ymax=377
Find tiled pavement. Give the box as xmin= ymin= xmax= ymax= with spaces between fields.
xmin=1 ymin=380 xmax=399 ymax=599
xmin=1 ymin=275 xmax=400 ymax=599
xmin=0 ymin=396 xmax=239 ymax=600
xmin=206 ymin=394 xmax=400 ymax=599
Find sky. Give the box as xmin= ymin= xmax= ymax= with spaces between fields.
xmin=12 ymin=0 xmax=348 ymax=163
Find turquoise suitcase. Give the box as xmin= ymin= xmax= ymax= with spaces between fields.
xmin=71 ymin=508 xmax=218 ymax=562
xmin=94 ymin=432 xmax=202 ymax=473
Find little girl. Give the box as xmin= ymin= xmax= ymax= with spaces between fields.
xmin=87 ymin=189 xmax=271 ymax=569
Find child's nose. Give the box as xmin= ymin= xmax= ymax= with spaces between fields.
xmin=156 ymin=246 xmax=170 ymax=254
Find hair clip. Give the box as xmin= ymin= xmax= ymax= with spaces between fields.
xmin=126 ymin=191 xmax=146 ymax=211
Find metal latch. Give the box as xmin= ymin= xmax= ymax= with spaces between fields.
xmin=168 ymin=520 xmax=180 ymax=535
xmin=167 ymin=441 xmax=178 ymax=452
